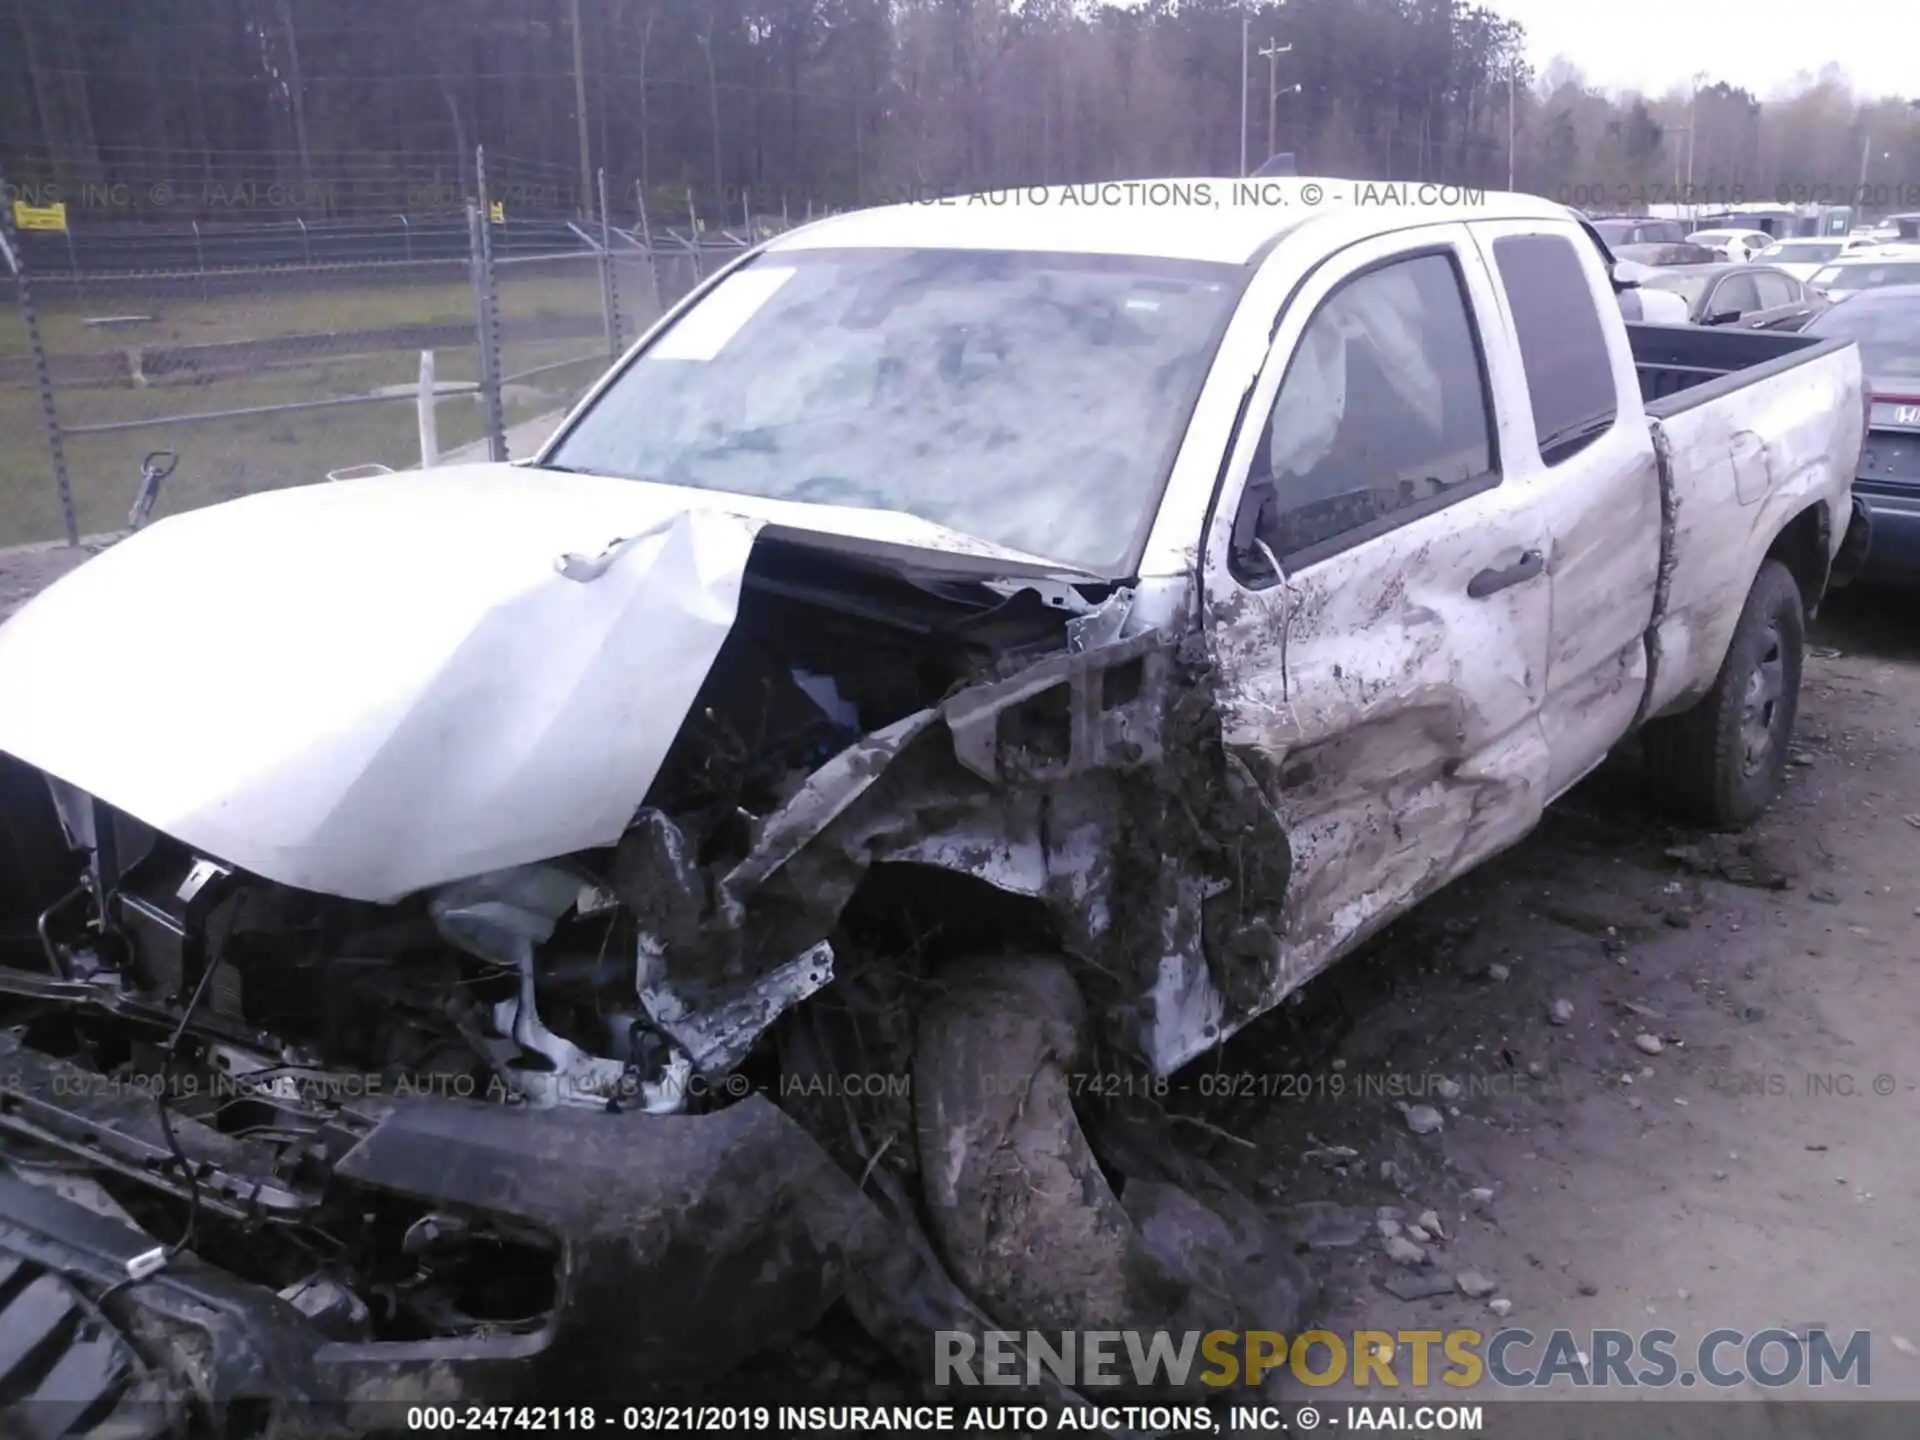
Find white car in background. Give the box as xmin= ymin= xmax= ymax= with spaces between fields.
xmin=1687 ymin=228 xmax=1776 ymax=263
xmin=1755 ymin=236 xmax=1878 ymax=282
xmin=1808 ymin=247 xmax=1920 ymax=300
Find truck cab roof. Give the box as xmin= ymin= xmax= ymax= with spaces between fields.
xmin=764 ymin=178 xmax=1574 ymax=266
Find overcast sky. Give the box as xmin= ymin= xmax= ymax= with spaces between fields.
xmin=1486 ymin=0 xmax=1914 ymax=101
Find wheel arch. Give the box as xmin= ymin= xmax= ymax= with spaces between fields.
xmin=1763 ymin=499 xmax=1833 ymax=617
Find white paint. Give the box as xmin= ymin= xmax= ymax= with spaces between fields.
xmin=1643 ymin=347 xmax=1863 ymax=719
xmin=640 ymin=939 xmax=835 ymax=1077
xmin=1163 ymin=204 xmax=1862 ymax=1073
xmin=768 ymin=179 xmax=1578 ymax=269
xmin=1630 ymin=287 xmax=1691 ymax=324
xmin=0 ymin=464 xmax=1090 ymax=903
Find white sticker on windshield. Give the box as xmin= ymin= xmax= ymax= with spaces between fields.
xmin=648 ymin=267 xmax=796 ymax=362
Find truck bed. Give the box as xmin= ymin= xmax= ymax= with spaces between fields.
xmin=1625 ymin=322 xmax=1849 ymax=413
xmin=1629 ymin=321 xmax=1863 ymax=725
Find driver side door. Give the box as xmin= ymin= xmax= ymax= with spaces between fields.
xmin=1200 ymin=226 xmax=1554 ymax=1008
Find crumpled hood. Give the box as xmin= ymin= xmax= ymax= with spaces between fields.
xmin=0 ymin=464 xmax=1081 ymax=903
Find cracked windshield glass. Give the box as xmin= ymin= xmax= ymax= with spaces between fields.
xmin=546 ymin=248 xmax=1241 ymax=573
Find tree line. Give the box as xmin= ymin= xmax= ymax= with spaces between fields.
xmin=3 ymin=0 xmax=1917 ymax=228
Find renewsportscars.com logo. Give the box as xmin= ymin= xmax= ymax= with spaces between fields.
xmin=933 ymin=1327 xmax=1874 ymax=1390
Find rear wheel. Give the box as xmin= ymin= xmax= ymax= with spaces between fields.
xmin=1642 ymin=559 xmax=1805 ymax=829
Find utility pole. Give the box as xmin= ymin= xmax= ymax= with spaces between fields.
xmin=1685 ymin=71 xmax=1706 ymax=194
xmin=571 ymin=0 xmax=593 ymax=220
xmin=276 ymin=0 xmax=313 ymax=197
xmin=1506 ymin=66 xmax=1516 ymax=190
xmin=1260 ymin=39 xmax=1294 ymax=161
xmin=1857 ymin=132 xmax=1872 ymax=193
xmin=1238 ymin=5 xmax=1250 ymax=177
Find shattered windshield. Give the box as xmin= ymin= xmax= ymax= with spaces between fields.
xmin=544 ymin=247 xmax=1243 ymax=574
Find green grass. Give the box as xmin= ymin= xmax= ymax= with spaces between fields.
xmin=0 ymin=266 xmax=642 ymax=356
xmin=0 ymin=268 xmax=659 ymax=546
xmin=1 ymin=341 xmax=612 ymax=545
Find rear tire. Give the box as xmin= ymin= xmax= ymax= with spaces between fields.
xmin=1642 ymin=559 xmax=1804 ymax=829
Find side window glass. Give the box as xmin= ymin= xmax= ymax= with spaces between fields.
xmin=1230 ymin=252 xmax=1496 ymax=585
xmin=1713 ymin=274 xmax=1761 ymax=316
xmin=1490 ymin=233 xmax=1618 ymax=465
xmin=1752 ymin=272 xmax=1795 ymax=308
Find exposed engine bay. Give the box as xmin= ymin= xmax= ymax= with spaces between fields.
xmin=0 ymin=533 xmax=1296 ymax=1429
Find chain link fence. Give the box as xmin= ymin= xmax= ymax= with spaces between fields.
xmin=1 ymin=148 xmax=773 ymax=550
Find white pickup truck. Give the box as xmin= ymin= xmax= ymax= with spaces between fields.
xmin=0 ymin=182 xmax=1874 ymax=1416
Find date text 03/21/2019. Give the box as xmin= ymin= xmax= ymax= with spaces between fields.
xmin=400 ymin=1403 xmax=1486 ymax=1433
xmin=975 ymin=1069 xmax=1540 ymax=1102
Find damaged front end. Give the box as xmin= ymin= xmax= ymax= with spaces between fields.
xmin=0 ymin=527 xmax=1291 ymax=1427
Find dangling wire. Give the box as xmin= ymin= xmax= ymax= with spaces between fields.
xmin=155 ymin=957 xmax=222 ymax=1261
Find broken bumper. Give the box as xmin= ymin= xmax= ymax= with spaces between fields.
xmin=0 ymin=1096 xmax=868 ymax=1432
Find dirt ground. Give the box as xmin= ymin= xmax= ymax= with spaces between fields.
xmin=0 ymin=538 xmax=101 ymax=625
xmin=4 ymin=543 xmax=1917 ymax=1418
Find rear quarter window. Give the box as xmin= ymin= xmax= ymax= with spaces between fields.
xmin=1489 ymin=233 xmax=1619 ymax=465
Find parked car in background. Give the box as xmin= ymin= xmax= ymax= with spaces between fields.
xmin=1640 ymin=263 xmax=1825 ymax=330
xmin=1801 ymin=285 xmax=1920 ymax=586
xmin=1591 ymin=216 xmax=1692 ymax=248
xmin=1614 ymin=241 xmax=1721 ymax=267
xmin=1687 ymin=229 xmax=1776 ymax=263
xmin=1808 ymin=251 xmax=1920 ymax=301
xmin=1753 ymin=236 xmax=1877 ymax=281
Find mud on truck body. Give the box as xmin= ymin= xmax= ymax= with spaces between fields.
xmin=0 ymin=183 xmax=1870 ymax=1435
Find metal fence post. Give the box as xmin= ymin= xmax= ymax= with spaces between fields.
xmin=469 ymin=148 xmax=507 ymax=463
xmin=687 ymin=188 xmax=704 ymax=281
xmin=191 ymin=220 xmax=207 ymax=301
xmin=1 ymin=180 xmax=80 ymax=546
xmin=597 ymin=168 xmax=621 ymax=358
xmin=417 ymin=350 xmax=439 ymax=468
xmin=634 ymin=183 xmax=664 ymax=318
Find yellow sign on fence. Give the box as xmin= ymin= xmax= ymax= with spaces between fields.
xmin=11 ymin=200 xmax=67 ymax=233
xmin=489 ymin=201 xmax=505 ymax=224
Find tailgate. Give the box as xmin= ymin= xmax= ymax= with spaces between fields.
xmin=1640 ymin=340 xmax=1864 ymax=723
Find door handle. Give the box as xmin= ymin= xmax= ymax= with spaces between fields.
xmin=1467 ymin=549 xmax=1544 ymax=599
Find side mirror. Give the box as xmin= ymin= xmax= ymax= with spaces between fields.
xmin=1705 ymin=309 xmax=1743 ymax=326
xmin=1610 ymin=258 xmax=1654 ymax=289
